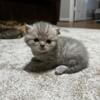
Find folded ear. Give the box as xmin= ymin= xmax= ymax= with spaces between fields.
xmin=56 ymin=28 xmax=60 ymax=35
xmin=23 ymin=24 xmax=33 ymax=35
xmin=25 ymin=24 xmax=33 ymax=31
xmin=52 ymin=24 xmax=61 ymax=35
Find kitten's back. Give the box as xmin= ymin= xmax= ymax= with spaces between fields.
xmin=57 ymin=36 xmax=88 ymax=66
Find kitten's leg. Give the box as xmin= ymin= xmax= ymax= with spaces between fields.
xmin=24 ymin=57 xmax=43 ymax=72
xmin=55 ymin=59 xmax=87 ymax=75
xmin=55 ymin=59 xmax=77 ymax=75
xmin=24 ymin=57 xmax=56 ymax=72
xmin=55 ymin=65 xmax=68 ymax=75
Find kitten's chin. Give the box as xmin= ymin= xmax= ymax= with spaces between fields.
xmin=33 ymin=46 xmax=55 ymax=54
xmin=38 ymin=49 xmax=49 ymax=54
xmin=38 ymin=48 xmax=53 ymax=54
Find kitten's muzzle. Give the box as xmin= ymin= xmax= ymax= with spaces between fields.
xmin=40 ymin=44 xmax=45 ymax=48
xmin=40 ymin=41 xmax=45 ymax=48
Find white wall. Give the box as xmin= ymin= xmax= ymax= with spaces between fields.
xmin=60 ymin=0 xmax=70 ymax=21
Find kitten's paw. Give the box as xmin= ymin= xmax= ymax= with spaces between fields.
xmin=55 ymin=65 xmax=68 ymax=75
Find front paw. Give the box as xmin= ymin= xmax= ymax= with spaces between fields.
xmin=55 ymin=65 xmax=68 ymax=75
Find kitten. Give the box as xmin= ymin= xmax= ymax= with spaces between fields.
xmin=24 ymin=21 xmax=88 ymax=75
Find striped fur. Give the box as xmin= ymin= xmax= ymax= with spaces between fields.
xmin=24 ymin=21 xmax=88 ymax=75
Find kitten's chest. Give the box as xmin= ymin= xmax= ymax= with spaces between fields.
xmin=36 ymin=51 xmax=57 ymax=62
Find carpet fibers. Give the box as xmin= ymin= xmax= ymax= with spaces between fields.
xmin=0 ymin=28 xmax=100 ymax=100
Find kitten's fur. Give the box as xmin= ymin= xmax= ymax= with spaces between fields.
xmin=24 ymin=22 xmax=88 ymax=75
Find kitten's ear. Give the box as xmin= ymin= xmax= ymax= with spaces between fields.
xmin=25 ymin=24 xmax=33 ymax=30
xmin=23 ymin=24 xmax=33 ymax=35
xmin=53 ymin=25 xmax=60 ymax=35
xmin=56 ymin=28 xmax=60 ymax=35
xmin=24 ymin=24 xmax=32 ymax=35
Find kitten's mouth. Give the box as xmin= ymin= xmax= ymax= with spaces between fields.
xmin=39 ymin=51 xmax=47 ymax=54
xmin=39 ymin=48 xmax=45 ymax=51
xmin=38 ymin=48 xmax=48 ymax=53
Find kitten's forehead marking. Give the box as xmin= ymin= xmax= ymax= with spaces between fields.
xmin=31 ymin=22 xmax=57 ymax=40
xmin=37 ymin=22 xmax=50 ymax=34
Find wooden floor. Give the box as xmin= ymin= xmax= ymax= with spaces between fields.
xmin=57 ymin=20 xmax=100 ymax=29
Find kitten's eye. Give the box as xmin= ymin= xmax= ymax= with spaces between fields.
xmin=46 ymin=39 xmax=51 ymax=44
xmin=34 ymin=38 xmax=39 ymax=42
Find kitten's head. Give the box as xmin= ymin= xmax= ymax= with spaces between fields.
xmin=24 ymin=22 xmax=60 ymax=54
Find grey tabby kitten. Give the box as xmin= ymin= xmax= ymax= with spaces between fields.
xmin=24 ymin=21 xmax=88 ymax=75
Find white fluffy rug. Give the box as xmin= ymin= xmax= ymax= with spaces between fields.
xmin=0 ymin=28 xmax=100 ymax=100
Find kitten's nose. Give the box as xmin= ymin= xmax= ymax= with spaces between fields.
xmin=40 ymin=41 xmax=45 ymax=48
xmin=40 ymin=44 xmax=45 ymax=48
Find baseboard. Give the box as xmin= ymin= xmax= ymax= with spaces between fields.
xmin=86 ymin=17 xmax=92 ymax=20
xmin=59 ymin=18 xmax=69 ymax=21
xmin=74 ymin=17 xmax=92 ymax=21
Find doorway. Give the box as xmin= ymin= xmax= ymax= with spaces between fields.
xmin=70 ymin=0 xmax=98 ymax=21
xmin=74 ymin=0 xmax=87 ymax=21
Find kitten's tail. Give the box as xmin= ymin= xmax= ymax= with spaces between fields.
xmin=65 ymin=60 xmax=88 ymax=74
